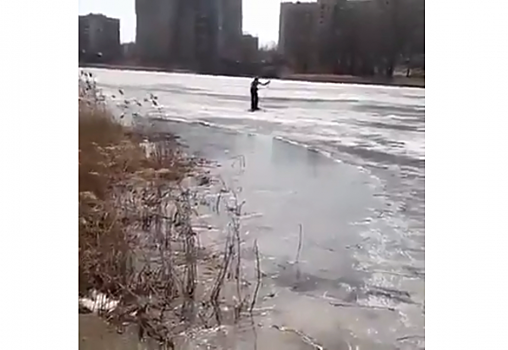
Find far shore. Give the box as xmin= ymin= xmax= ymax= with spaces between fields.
xmin=79 ymin=63 xmax=424 ymax=89
xmin=282 ymin=73 xmax=424 ymax=88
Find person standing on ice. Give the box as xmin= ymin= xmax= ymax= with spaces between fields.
xmin=250 ymin=77 xmax=270 ymax=111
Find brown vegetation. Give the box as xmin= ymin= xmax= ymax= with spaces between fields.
xmin=78 ymin=72 xmax=261 ymax=347
xmin=79 ymin=74 xmax=188 ymax=297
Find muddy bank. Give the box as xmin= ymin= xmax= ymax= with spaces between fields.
xmin=80 ymin=314 xmax=150 ymax=350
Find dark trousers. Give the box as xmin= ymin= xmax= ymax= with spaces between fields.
xmin=250 ymin=89 xmax=259 ymax=110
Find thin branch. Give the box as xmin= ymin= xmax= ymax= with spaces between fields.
xmin=272 ymin=325 xmax=325 ymax=350
xmin=249 ymin=240 xmax=262 ymax=314
xmin=295 ymin=223 xmax=303 ymax=280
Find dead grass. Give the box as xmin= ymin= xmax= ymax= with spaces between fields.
xmin=78 ymin=72 xmax=261 ymax=347
xmin=78 ymin=72 xmax=192 ymax=314
xmin=79 ymin=96 xmax=136 ymax=295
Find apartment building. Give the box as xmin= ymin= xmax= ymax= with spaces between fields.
xmin=79 ymin=13 xmax=121 ymax=63
xmin=278 ymin=1 xmax=320 ymax=72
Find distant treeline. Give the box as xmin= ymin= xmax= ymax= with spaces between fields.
xmin=289 ymin=0 xmax=425 ymax=77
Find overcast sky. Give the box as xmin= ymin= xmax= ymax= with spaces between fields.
xmin=78 ymin=0 xmax=313 ymax=45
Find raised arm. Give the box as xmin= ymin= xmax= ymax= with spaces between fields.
xmin=261 ymin=80 xmax=271 ymax=86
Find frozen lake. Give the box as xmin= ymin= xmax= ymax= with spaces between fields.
xmin=89 ymin=68 xmax=425 ymax=349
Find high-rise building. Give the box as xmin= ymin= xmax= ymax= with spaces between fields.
xmin=278 ymin=2 xmax=319 ymax=72
xmin=135 ymin=0 xmax=179 ymax=66
xmin=218 ymin=0 xmax=243 ymax=59
xmin=79 ymin=14 xmax=121 ymax=63
xmin=135 ymin=0 xmax=221 ymax=71
xmin=239 ymin=34 xmax=259 ymax=62
xmin=314 ymin=0 xmax=347 ymax=72
xmin=194 ymin=0 xmax=221 ymax=72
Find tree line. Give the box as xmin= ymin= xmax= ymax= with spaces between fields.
xmin=290 ymin=0 xmax=425 ymax=77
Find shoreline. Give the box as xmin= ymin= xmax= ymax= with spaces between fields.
xmin=282 ymin=73 xmax=424 ymax=88
xmin=79 ymin=63 xmax=425 ymax=89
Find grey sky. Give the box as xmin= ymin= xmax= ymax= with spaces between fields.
xmin=78 ymin=0 xmax=312 ymax=45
